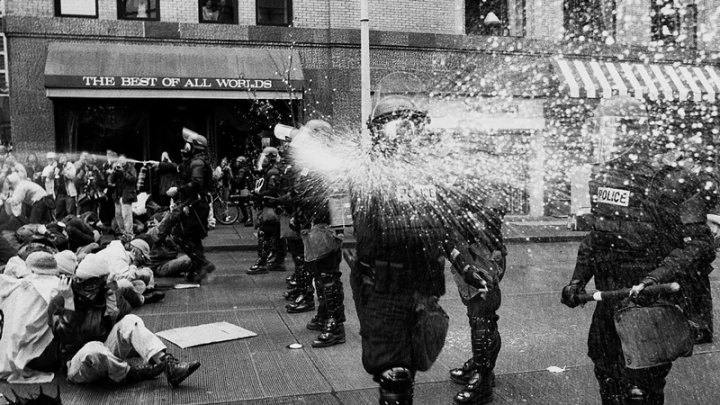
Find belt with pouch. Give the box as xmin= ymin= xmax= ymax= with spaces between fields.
xmin=358 ymin=259 xmax=412 ymax=294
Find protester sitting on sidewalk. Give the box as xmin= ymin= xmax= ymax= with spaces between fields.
xmin=44 ymin=252 xmax=201 ymax=386
xmin=93 ymin=238 xmax=165 ymax=305
xmin=146 ymin=236 xmax=193 ymax=278
xmin=0 ymin=252 xmax=64 ymax=383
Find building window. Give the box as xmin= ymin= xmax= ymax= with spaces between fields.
xmin=564 ymin=0 xmax=615 ymax=42
xmin=118 ymin=0 xmax=159 ymax=20
xmin=200 ymin=0 xmax=238 ymax=23
xmin=466 ymin=1 xmax=525 ymax=37
xmin=651 ymin=1 xmax=697 ymax=48
xmin=257 ymin=0 xmax=292 ymax=27
xmin=55 ymin=0 xmax=99 ymax=18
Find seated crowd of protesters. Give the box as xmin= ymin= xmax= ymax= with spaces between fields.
xmin=0 ymin=145 xmax=208 ymax=388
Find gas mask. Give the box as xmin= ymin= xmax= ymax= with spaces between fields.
xmin=181 ymin=142 xmax=192 ymax=159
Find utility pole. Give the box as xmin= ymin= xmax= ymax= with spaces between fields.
xmin=360 ymin=0 xmax=371 ymax=133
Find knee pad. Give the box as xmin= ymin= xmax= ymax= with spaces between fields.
xmin=594 ymin=365 xmax=625 ymax=405
xmin=627 ymin=385 xmax=661 ymax=404
xmin=379 ymin=367 xmax=413 ymax=390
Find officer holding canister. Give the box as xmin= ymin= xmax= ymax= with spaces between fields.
xmin=152 ymin=128 xmax=216 ymax=283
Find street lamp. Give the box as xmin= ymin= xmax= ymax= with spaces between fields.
xmin=483 ymin=11 xmax=502 ymax=36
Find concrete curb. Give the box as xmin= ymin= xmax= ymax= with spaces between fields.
xmin=204 ymin=233 xmax=589 ymax=253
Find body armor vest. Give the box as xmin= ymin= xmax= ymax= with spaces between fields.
xmin=589 ymin=163 xmax=683 ymax=268
xmin=352 ymin=182 xmax=446 ymax=296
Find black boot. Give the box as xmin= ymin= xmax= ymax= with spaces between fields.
xmin=161 ymin=353 xmax=201 ymax=387
xmin=378 ymin=367 xmax=413 ymax=405
xmin=267 ymin=260 xmax=286 ymax=272
xmin=286 ymin=293 xmax=315 ymax=313
xmin=247 ymin=258 xmax=268 ymax=275
xmin=283 ymin=288 xmax=302 ymax=301
xmin=453 ymin=316 xmax=500 ymax=405
xmin=450 ymin=359 xmax=496 ymax=386
xmin=306 ymin=314 xmax=327 ymax=331
xmin=189 ymin=261 xmax=216 ymax=283
xmin=311 ymin=277 xmax=345 ymax=347
xmin=450 ymin=358 xmax=476 ymax=385
xmin=311 ymin=317 xmax=346 ymax=347
xmin=287 ymin=260 xmax=314 ymax=305
xmin=124 ymin=362 xmax=164 ymax=383
xmin=142 ymin=290 xmax=166 ymax=304
xmin=453 ymin=370 xmax=493 ymax=405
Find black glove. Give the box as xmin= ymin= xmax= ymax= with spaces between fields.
xmin=561 ymin=280 xmax=586 ymax=308
xmin=629 ymin=276 xmax=658 ymax=306
xmin=462 ymin=264 xmax=492 ymax=290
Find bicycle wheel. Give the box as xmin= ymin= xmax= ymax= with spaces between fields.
xmin=213 ymin=198 xmax=240 ymax=225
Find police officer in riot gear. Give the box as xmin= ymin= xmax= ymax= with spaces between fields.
xmin=344 ymin=73 xmax=449 ymax=405
xmin=274 ymin=120 xmax=347 ymax=348
xmin=154 ymin=128 xmax=216 ymax=283
xmin=247 ymin=146 xmax=285 ymax=274
xmin=445 ymin=196 xmax=507 ymax=405
xmin=561 ymin=97 xmax=718 ymax=405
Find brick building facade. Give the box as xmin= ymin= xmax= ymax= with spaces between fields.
xmin=1 ymin=0 xmax=719 ymax=215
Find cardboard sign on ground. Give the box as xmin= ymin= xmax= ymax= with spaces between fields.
xmin=156 ymin=322 xmax=257 ymax=348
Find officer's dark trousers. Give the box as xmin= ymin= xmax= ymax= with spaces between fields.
xmin=682 ymin=268 xmax=713 ymax=340
xmin=308 ymin=249 xmax=344 ymax=322
xmin=288 ymin=236 xmax=313 ymax=293
xmin=589 ymin=304 xmax=671 ymax=405
xmin=350 ymin=262 xmax=417 ymax=377
xmin=172 ymin=202 xmax=211 ymax=271
xmin=258 ymin=219 xmax=281 ymax=263
xmin=464 ymin=287 xmax=501 ymax=373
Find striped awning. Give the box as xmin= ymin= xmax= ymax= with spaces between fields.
xmin=554 ymin=58 xmax=720 ymax=102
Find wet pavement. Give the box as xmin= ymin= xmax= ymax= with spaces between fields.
xmin=3 ymin=237 xmax=720 ymax=404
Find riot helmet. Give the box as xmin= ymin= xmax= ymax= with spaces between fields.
xmin=181 ymin=127 xmax=208 ymax=158
xmin=368 ymin=72 xmax=430 ymax=156
xmin=256 ymin=146 xmax=279 ymax=171
xmin=586 ymin=96 xmax=651 ymax=164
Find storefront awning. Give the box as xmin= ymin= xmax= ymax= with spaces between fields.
xmin=44 ymin=42 xmax=305 ymax=99
xmin=554 ymin=57 xmax=720 ymax=102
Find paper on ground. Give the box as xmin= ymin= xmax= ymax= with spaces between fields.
xmin=156 ymin=321 xmax=257 ymax=348
xmin=174 ymin=283 xmax=201 ymax=289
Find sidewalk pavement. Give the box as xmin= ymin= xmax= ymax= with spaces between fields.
xmin=205 ymin=217 xmax=588 ymax=252
xmin=3 ymin=242 xmax=719 ymax=405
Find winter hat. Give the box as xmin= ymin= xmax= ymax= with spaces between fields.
xmin=55 ymin=250 xmax=78 ymax=276
xmin=75 ymin=253 xmax=109 ymax=280
xmin=25 ymin=251 xmax=59 ymax=276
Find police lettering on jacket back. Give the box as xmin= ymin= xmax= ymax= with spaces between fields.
xmin=589 ymin=166 xmax=662 ymax=253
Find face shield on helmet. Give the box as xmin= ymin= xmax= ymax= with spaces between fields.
xmin=181 ymin=142 xmax=192 ymax=158
xmin=369 ymin=73 xmax=430 ymax=156
xmin=586 ymin=96 xmax=650 ymax=164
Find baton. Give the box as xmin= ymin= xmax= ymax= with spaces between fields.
xmin=577 ymin=282 xmax=681 ymax=303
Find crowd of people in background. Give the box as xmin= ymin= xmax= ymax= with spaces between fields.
xmin=0 ymin=132 xmax=267 ymax=389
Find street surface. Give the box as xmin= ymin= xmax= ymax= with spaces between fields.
xmin=2 ymin=241 xmax=720 ymax=404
